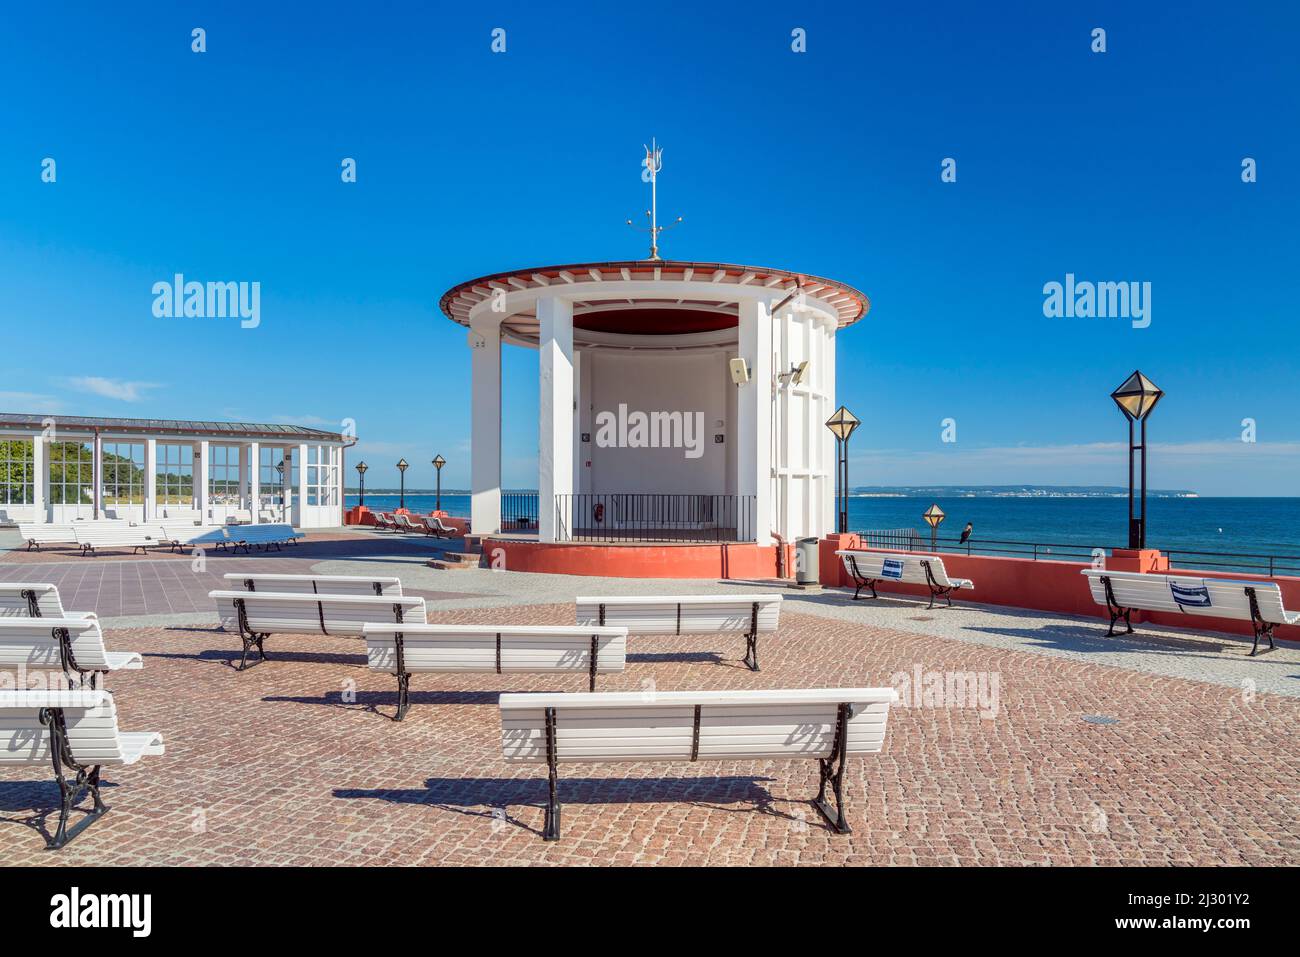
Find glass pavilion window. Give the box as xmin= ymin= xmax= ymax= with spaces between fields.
xmin=49 ymin=441 xmax=94 ymax=505
xmin=306 ymin=446 xmax=338 ymax=507
xmin=0 ymin=439 xmax=34 ymax=505
xmin=101 ymin=442 xmax=145 ymax=505
xmin=156 ymin=444 xmax=194 ymax=505
xmin=208 ymin=445 xmax=241 ymax=505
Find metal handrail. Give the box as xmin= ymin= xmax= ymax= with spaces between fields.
xmin=856 ymin=529 xmax=1300 ymax=577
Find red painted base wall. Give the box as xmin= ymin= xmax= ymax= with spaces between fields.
xmin=481 ymin=538 xmax=792 ymax=580
xmin=818 ymin=534 xmax=1300 ymax=643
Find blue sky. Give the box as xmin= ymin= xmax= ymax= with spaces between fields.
xmin=1 ymin=2 xmax=1297 ymax=494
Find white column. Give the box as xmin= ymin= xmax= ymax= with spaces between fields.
xmin=144 ymin=439 xmax=157 ymax=522
xmin=537 ymin=295 xmax=574 ymax=543
xmin=469 ymin=319 xmax=502 ymax=535
xmin=820 ymin=323 xmax=837 ymax=538
xmin=336 ymin=445 xmax=346 ymax=525
xmin=737 ymin=298 xmax=773 ymax=544
xmin=196 ymin=440 xmax=210 ymax=520
xmin=296 ymin=442 xmax=309 ymax=528
xmin=92 ymin=432 xmax=103 ymax=519
xmin=238 ymin=444 xmax=250 ymax=512
xmin=31 ymin=433 xmax=46 ymax=523
xmin=572 ymin=348 xmax=583 ymax=495
xmin=249 ymin=441 xmax=261 ymax=521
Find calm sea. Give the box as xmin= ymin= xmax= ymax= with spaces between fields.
xmin=348 ymin=493 xmax=1300 ymax=558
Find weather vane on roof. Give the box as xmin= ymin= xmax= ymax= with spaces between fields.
xmin=626 ymin=138 xmax=682 ymax=261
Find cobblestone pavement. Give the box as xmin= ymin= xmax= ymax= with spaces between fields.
xmin=1 ymin=528 xmax=1296 ymax=865
xmin=1 ymin=604 xmax=1295 ymax=866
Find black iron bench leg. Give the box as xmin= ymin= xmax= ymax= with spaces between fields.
xmin=394 ymin=672 xmax=411 ymax=721
xmin=812 ymin=702 xmax=851 ymax=835
xmin=237 ymin=632 xmax=268 ymax=670
xmin=742 ymin=631 xmax=760 ymax=671
xmin=542 ymin=707 xmax=561 ymax=841
xmin=40 ymin=709 xmax=108 ymax=850
xmin=1250 ymin=622 xmax=1276 ymax=657
xmin=1106 ymin=607 xmax=1133 ymax=637
xmin=1245 ymin=588 xmax=1276 ymax=656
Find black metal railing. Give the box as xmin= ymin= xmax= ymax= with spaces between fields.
xmin=856 ymin=529 xmax=1300 ymax=577
xmin=554 ymin=493 xmax=756 ymax=543
xmin=1164 ymin=548 xmax=1300 ymax=578
xmin=501 ymin=491 xmax=538 ymax=531
xmin=857 ymin=530 xmax=1115 ymax=562
xmin=859 ymin=527 xmax=925 ymax=552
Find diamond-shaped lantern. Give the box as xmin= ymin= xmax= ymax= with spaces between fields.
xmin=825 ymin=406 xmax=861 ymax=442
xmin=432 ymin=455 xmax=446 ymax=471
xmin=396 ymin=458 xmax=409 ymax=473
xmin=1110 ymin=370 xmax=1164 ymax=421
xmin=922 ymin=503 xmax=946 ymax=529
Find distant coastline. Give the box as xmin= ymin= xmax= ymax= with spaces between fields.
xmin=349 ymin=485 xmax=1201 ymax=499
xmin=849 ymin=485 xmax=1198 ymax=499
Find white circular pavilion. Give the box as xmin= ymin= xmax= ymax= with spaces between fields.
xmin=440 ymin=259 xmax=869 ymax=567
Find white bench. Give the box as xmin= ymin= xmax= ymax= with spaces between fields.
xmin=224 ymin=572 xmax=403 ymax=597
xmin=18 ymin=523 xmax=80 ymax=551
xmin=209 ymin=590 xmax=428 ymax=670
xmin=0 ymin=688 xmax=164 ymax=849
xmin=163 ymin=507 xmax=202 ymax=523
xmin=0 ymin=582 xmax=96 ymax=621
xmin=72 ymin=523 xmax=163 ymax=556
xmin=575 ymin=594 xmax=782 ymax=672
xmin=224 ymin=523 xmax=305 ymax=553
xmin=1081 ymin=568 xmax=1298 ymax=656
xmin=500 ymin=687 xmax=898 ymax=840
xmin=0 ymin=617 xmax=143 ymax=685
xmin=362 ymin=623 xmax=628 ymax=720
xmin=156 ymin=524 xmax=228 ymax=552
xmin=836 ymin=549 xmax=975 ymax=608
xmin=225 ymin=508 xmax=253 ymax=525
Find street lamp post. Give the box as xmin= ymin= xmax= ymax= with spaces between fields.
xmin=1110 ymin=370 xmax=1164 ymax=549
xmin=356 ymin=461 xmax=368 ymax=507
xmin=396 ymin=459 xmax=409 ymax=512
xmin=824 ymin=406 xmax=861 ymax=534
xmin=923 ymin=503 xmax=946 ymax=551
xmin=432 ymin=454 xmax=446 ymax=513
xmin=275 ymin=460 xmax=286 ymax=521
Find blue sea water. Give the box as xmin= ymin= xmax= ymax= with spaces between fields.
xmin=348 ymin=493 xmax=1300 ymax=559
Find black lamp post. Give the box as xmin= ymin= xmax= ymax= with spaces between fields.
xmin=275 ymin=460 xmax=286 ymax=520
xmin=923 ymin=503 xmax=946 ymax=551
xmin=432 ymin=454 xmax=446 ymax=513
xmin=356 ymin=461 xmax=368 ymax=507
xmin=825 ymin=406 xmax=861 ymax=534
xmin=396 ymin=458 xmax=409 ymax=511
xmin=1110 ymin=370 xmax=1164 ymax=549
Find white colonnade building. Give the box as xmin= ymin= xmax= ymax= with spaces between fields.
xmin=440 ymin=260 xmax=869 ymax=547
xmin=0 ymin=413 xmax=350 ymax=529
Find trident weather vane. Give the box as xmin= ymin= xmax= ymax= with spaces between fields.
xmin=626 ymin=138 xmax=682 ymax=261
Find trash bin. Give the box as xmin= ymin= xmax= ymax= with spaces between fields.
xmin=796 ymin=537 xmax=820 ymax=585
